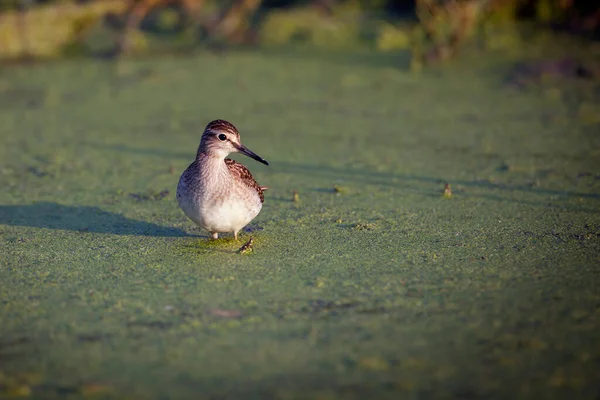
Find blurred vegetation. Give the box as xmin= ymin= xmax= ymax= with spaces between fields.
xmin=0 ymin=0 xmax=598 ymax=64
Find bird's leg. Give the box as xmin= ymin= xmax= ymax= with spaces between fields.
xmin=211 ymin=232 xmax=219 ymax=239
xmin=234 ymin=231 xmax=239 ymax=241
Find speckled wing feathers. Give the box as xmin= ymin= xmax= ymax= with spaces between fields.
xmin=224 ymin=158 xmax=265 ymax=203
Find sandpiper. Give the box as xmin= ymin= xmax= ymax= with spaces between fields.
xmin=177 ymin=119 xmax=269 ymax=240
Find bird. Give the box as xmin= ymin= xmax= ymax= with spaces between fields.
xmin=176 ymin=119 xmax=269 ymax=240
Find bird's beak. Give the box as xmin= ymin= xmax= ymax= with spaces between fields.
xmin=236 ymin=143 xmax=269 ymax=166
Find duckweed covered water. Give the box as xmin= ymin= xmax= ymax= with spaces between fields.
xmin=1 ymin=40 xmax=599 ymax=399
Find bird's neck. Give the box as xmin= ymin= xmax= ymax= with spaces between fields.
xmin=196 ymin=150 xmax=225 ymax=162
xmin=195 ymin=152 xmax=230 ymax=178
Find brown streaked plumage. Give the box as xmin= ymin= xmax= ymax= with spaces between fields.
xmin=176 ymin=119 xmax=269 ymax=240
xmin=224 ymin=159 xmax=265 ymax=203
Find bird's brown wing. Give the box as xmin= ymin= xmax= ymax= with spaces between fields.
xmin=224 ymin=158 xmax=265 ymax=203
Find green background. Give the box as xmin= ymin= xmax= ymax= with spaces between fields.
xmin=1 ymin=37 xmax=599 ymax=398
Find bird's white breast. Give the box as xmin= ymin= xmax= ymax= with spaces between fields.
xmin=177 ymin=168 xmax=262 ymax=234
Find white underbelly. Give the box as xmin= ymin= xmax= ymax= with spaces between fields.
xmin=179 ymin=194 xmax=261 ymax=233
xmin=200 ymin=198 xmax=260 ymax=232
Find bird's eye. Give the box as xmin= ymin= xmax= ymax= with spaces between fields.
xmin=218 ymin=134 xmax=227 ymax=141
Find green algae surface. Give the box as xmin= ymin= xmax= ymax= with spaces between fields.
xmin=1 ymin=43 xmax=600 ymax=399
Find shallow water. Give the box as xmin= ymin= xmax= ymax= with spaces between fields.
xmin=0 ymin=39 xmax=599 ymax=399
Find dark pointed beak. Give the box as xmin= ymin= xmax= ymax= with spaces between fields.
xmin=236 ymin=144 xmax=269 ymax=166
